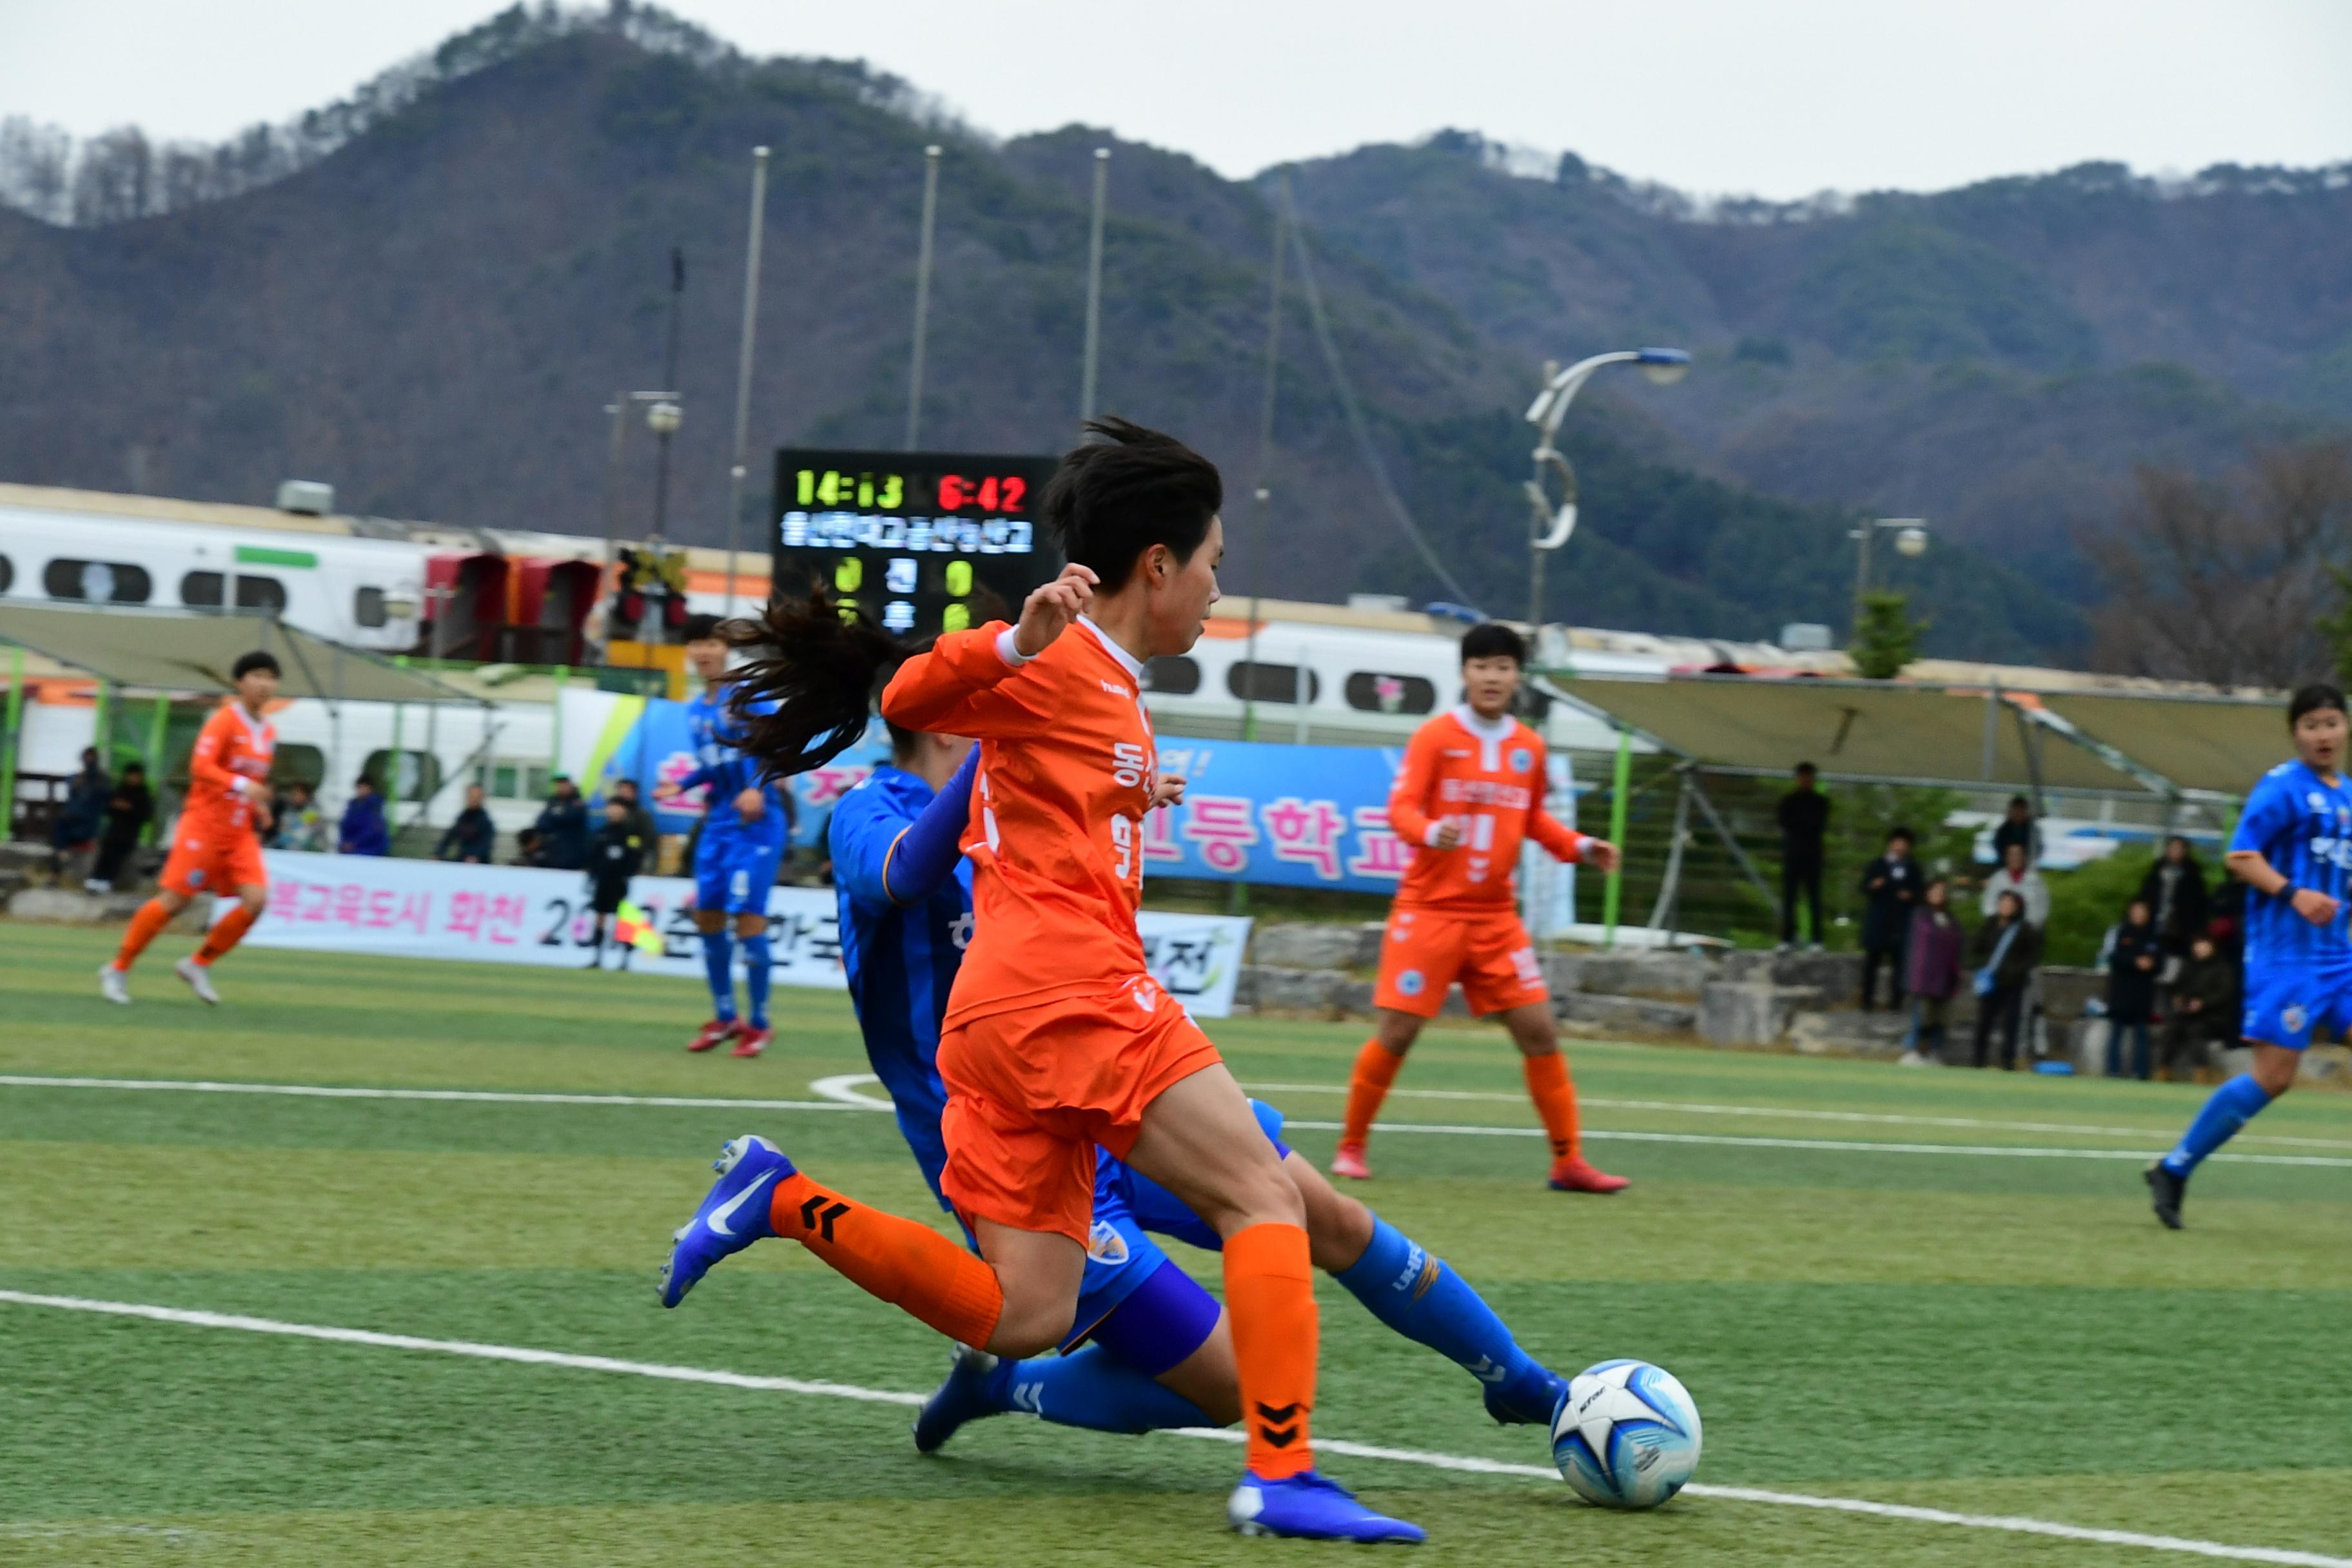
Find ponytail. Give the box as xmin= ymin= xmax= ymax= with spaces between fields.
xmin=721 ymin=592 xmax=905 ymax=779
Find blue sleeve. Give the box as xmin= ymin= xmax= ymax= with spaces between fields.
xmin=676 ymin=763 xmax=716 ymax=793
xmin=883 ymin=750 xmax=977 ymax=905
xmin=2231 ymin=773 xmax=2293 ymax=860
xmin=831 ymin=788 xmax=914 ymax=912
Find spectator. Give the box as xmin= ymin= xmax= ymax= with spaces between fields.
xmin=86 ymin=761 xmax=154 ymax=892
xmin=2137 ymin=836 xmax=2211 ymax=957
xmin=436 ymin=783 xmax=497 ymax=864
xmin=1970 ymin=890 xmax=2043 ymax=1070
xmin=52 ymin=746 xmax=111 ymax=874
xmin=2160 ymin=934 xmax=2238 ymax=1083
xmin=1776 ymin=761 xmax=1830 ymax=951
xmin=1979 ymin=841 xmax=2051 ymax=927
xmin=1991 ymin=795 xmax=2042 ymax=867
xmin=583 ymin=798 xmax=649 ymax=970
xmin=1900 ymin=878 xmax=1965 ymax=1066
xmin=339 ymin=776 xmax=390 ymax=856
xmin=271 ymin=781 xmax=328 ymax=852
xmin=609 ymin=777 xmax=660 ymax=856
xmin=1858 ymin=826 xmax=1923 ymax=1011
xmin=534 ymin=775 xmax=591 ymax=870
xmin=2104 ymin=897 xmax=2162 ymax=1080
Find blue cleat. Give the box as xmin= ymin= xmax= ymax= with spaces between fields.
xmin=1484 ymin=1362 xmax=1569 ymax=1427
xmin=658 ymin=1134 xmax=794 ymax=1308
xmin=1228 ymin=1470 xmax=1425 ymax=1544
xmin=912 ymin=1345 xmax=1006 ymax=1453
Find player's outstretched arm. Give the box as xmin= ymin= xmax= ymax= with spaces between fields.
xmin=881 ymin=620 xmax=1063 ymax=738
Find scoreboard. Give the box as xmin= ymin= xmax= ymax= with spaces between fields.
xmin=772 ymin=447 xmax=1063 ymax=638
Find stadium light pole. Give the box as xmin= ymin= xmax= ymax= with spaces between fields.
xmin=724 ymin=146 xmax=772 ymax=620
xmin=905 ymin=144 xmax=942 ymax=451
xmin=1522 ymin=346 xmax=1691 ymax=635
xmin=1079 ymin=146 xmax=1111 ymax=426
xmin=1850 ymin=517 xmax=1930 ymax=641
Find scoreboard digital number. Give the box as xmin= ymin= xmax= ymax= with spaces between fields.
xmin=772 ymin=447 xmax=1063 ymax=638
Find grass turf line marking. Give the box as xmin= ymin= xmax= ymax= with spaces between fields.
xmin=3 ymin=1291 xmax=2344 ymax=1568
xmin=8 ymin=1073 xmax=2351 ymax=1168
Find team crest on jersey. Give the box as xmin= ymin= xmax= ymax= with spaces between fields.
xmin=1395 ymin=969 xmax=1426 ymax=997
xmin=2282 ymin=1003 xmax=2309 ymax=1035
xmin=187 ymin=869 xmax=206 ymax=887
xmin=1509 ymin=747 xmax=1533 ymax=773
xmin=1086 ymin=1220 xmax=1130 ymax=1265
xmin=2311 ymin=792 xmax=2331 ymax=812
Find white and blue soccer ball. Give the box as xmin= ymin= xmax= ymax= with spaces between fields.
xmin=1550 ymin=1358 xmax=1702 ymax=1509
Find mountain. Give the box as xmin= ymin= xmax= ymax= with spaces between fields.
xmin=11 ymin=7 xmax=2342 ymax=665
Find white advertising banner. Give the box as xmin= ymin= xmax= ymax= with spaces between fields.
xmin=227 ymin=852 xmax=1252 ymax=1017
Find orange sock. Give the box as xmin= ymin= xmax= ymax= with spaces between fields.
xmin=1523 ymin=1050 xmax=1581 ymax=1162
xmin=194 ymin=905 xmax=257 ymax=966
xmin=769 ymin=1171 xmax=1003 ymax=1348
xmin=1339 ymin=1039 xmax=1404 ymax=1148
xmin=1226 ymin=1221 xmax=1318 ymax=1480
xmin=112 ymin=899 xmax=174 ymax=973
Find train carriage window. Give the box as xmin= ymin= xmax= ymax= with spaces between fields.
xmin=0 ymin=553 xmax=12 ymax=594
xmin=44 ymin=559 xmax=152 ymax=603
xmin=1226 ymin=661 xmax=1320 ymax=705
xmin=1343 ymin=671 xmax=1438 ymax=716
xmin=354 ymin=587 xmax=389 ymax=628
xmin=1142 ymin=656 xmax=1200 ymax=695
xmin=360 ymin=749 xmax=443 ymax=802
xmin=180 ymin=571 xmax=288 ymax=612
xmin=271 ymin=744 xmax=326 ymax=790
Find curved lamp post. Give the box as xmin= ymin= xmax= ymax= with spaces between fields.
xmin=1521 ymin=346 xmax=1691 ymax=632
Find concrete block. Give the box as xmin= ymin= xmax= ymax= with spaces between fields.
xmin=1246 ymin=966 xmax=1341 ymax=1014
xmin=1576 ymin=949 xmax=1709 ymax=1000
xmin=1333 ymin=978 xmax=1377 ymax=1017
xmin=8 ymin=887 xmax=113 ymax=923
xmin=2298 ymin=1044 xmax=2351 ymax=1084
xmin=1722 ymin=948 xmax=1861 ymax=997
xmin=1556 ymin=992 xmax=1698 ymax=1037
xmin=1785 ymin=1008 xmax=1912 ymax=1057
xmin=1698 ymin=983 xmax=1821 ymax=1047
xmin=1352 ymin=923 xmax=1388 ymax=968
xmin=1253 ymin=923 xmax=1366 ymax=972
xmin=1540 ymin=950 xmax=1587 ymax=995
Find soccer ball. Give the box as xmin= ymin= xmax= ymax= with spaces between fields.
xmin=1550 ymin=1359 xmax=1702 ymax=1509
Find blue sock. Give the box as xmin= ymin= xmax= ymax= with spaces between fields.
xmin=986 ymin=1345 xmax=1214 ymax=1434
xmin=740 ymin=933 xmax=772 ymax=1028
xmin=2161 ymin=1073 xmax=2273 ymax=1177
xmin=699 ymin=930 xmax=736 ymax=1021
xmin=1335 ymin=1215 xmax=1540 ymax=1392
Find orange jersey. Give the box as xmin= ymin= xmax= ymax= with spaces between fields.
xmin=182 ymin=701 xmax=277 ymax=837
xmin=1386 ymin=706 xmax=1583 ymax=910
xmin=881 ymin=617 xmax=1158 ymax=1027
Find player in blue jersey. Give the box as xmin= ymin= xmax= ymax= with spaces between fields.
xmin=2148 ymin=683 xmax=2351 ymax=1228
xmin=699 ymin=607 xmax=1567 ymax=1496
xmin=656 ymin=613 xmax=794 ymax=1058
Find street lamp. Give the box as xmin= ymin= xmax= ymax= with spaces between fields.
xmin=1521 ymin=346 xmax=1691 ymax=631
xmin=599 ymin=389 xmax=682 ymax=653
xmin=1850 ymin=516 xmax=1928 ymax=639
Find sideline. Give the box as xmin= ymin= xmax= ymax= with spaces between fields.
xmin=2 ymin=1289 xmax=2343 ymax=1568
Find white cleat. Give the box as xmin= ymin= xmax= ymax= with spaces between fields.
xmin=98 ymin=965 xmax=132 ymax=1005
xmin=174 ymin=957 xmax=221 ymax=1006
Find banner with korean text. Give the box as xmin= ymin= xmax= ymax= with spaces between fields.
xmin=231 ymin=851 xmax=1251 ymax=1016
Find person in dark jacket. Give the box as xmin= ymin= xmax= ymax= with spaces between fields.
xmin=1970 ymin=890 xmax=2043 ymax=1070
xmin=1776 ymin=761 xmax=1830 ymax=950
xmin=2159 ymin=933 xmax=2237 ymax=1082
xmin=1990 ymin=796 xmax=2041 ymax=867
xmin=86 ymin=762 xmax=154 ymax=892
xmin=1858 ymin=826 xmax=1923 ymax=1010
xmin=1901 ymin=879 xmax=1965 ymax=1064
xmin=52 ymin=747 xmax=111 ymax=872
xmin=534 ymin=776 xmax=591 ymax=870
xmin=436 ymin=783 xmax=497 ymax=864
xmin=2104 ymin=897 xmax=2162 ymax=1080
xmin=609 ymin=777 xmax=662 ymax=862
xmin=2137 ymin=836 xmax=2210 ymax=957
xmin=338 ymin=776 xmax=391 ymax=857
xmin=583 ymin=799 xmax=648 ymax=970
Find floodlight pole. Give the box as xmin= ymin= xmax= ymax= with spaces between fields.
xmin=1849 ymin=518 xmax=1928 ymax=642
xmin=906 ymin=145 xmax=942 ymax=451
xmin=725 ymin=146 xmax=772 ymax=619
xmin=1079 ymin=146 xmax=1110 ymax=426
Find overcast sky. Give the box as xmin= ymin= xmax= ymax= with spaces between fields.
xmin=3 ymin=0 xmax=2347 ymax=199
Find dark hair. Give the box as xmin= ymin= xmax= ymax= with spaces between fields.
xmin=723 ymin=592 xmax=909 ymax=779
xmin=123 ymin=761 xmax=145 ymax=777
xmin=1886 ymin=825 xmax=1915 ymax=845
xmin=1996 ymin=889 xmax=2024 ymax=918
xmin=681 ymin=612 xmax=725 ymax=644
xmin=232 ymin=651 xmax=280 ymax=680
xmin=2008 ymin=795 xmax=2031 ymax=810
xmin=1459 ymin=622 xmax=1527 ymax=667
xmin=1043 ymin=416 xmax=1222 ymax=592
xmin=1794 ymin=761 xmax=1816 ymax=776
xmin=2288 ymin=683 xmax=2347 ymax=727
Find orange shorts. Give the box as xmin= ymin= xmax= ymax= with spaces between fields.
xmin=936 ymin=976 xmax=1224 ymax=1245
xmin=159 ymin=825 xmax=268 ymax=899
xmin=1373 ymin=905 xmax=1549 ymax=1018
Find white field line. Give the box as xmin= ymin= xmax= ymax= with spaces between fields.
xmin=1 ymin=1290 xmax=2344 ymax=1568
xmin=7 ymin=1073 xmax=2352 ymax=1168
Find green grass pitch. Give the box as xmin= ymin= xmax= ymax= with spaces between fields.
xmin=3 ymin=921 xmax=2349 ymax=1565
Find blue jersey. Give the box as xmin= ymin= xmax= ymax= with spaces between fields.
xmin=830 ymin=765 xmax=972 ymax=1206
xmin=2231 ymin=759 xmax=2352 ymax=971
xmin=682 ymin=685 xmax=789 ymax=846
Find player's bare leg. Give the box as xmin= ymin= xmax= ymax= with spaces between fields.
xmin=1498 ymin=1001 xmax=1626 ymax=1193
xmin=1334 ymin=1007 xmax=1424 ymax=1179
xmin=177 ymin=881 xmax=268 ymax=1004
xmin=103 ymin=886 xmax=192 ymax=1001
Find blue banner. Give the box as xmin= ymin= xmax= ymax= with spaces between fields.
xmin=594 ymin=702 xmax=889 ymax=852
xmin=1144 ymin=738 xmax=1412 ymax=893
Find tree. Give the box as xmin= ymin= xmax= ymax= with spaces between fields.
xmin=1849 ymin=590 xmax=1926 ymax=679
xmin=2088 ymin=439 xmax=2352 ymax=689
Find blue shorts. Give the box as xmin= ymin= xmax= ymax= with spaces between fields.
xmin=2240 ymin=960 xmax=2352 ymax=1050
xmin=694 ymin=832 xmax=785 ymax=916
xmin=1061 ymin=1099 xmax=1291 ymax=1351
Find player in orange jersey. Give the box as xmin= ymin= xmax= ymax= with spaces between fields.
xmin=657 ymin=420 xmax=1420 ymax=1543
xmin=1333 ymin=621 xmax=1630 ymax=1194
xmin=100 ymin=651 xmax=279 ymax=1006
